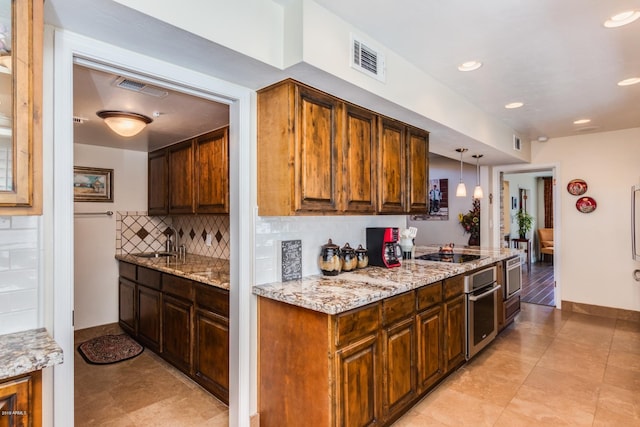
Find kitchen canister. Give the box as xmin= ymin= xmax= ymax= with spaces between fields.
xmin=356 ymin=244 xmax=369 ymax=269
xmin=319 ymin=239 xmax=341 ymax=276
xmin=341 ymin=243 xmax=358 ymax=272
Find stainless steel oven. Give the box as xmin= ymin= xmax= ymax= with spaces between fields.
xmin=504 ymin=256 xmax=522 ymax=299
xmin=464 ymin=266 xmax=501 ymax=360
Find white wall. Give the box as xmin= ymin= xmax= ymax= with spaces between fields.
xmin=532 ymin=127 xmax=640 ymax=312
xmin=409 ymin=156 xmax=480 ymax=247
xmin=0 ymin=216 xmax=41 ymax=334
xmin=255 ymin=215 xmax=407 ymax=285
xmin=73 ymin=144 xmax=147 ymax=330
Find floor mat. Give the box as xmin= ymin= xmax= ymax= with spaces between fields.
xmin=77 ymin=334 xmax=143 ymax=365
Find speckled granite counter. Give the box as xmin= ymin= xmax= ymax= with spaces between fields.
xmin=0 ymin=328 xmax=64 ymax=380
xmin=115 ymin=253 xmax=230 ymax=290
xmin=253 ymin=246 xmax=520 ymax=314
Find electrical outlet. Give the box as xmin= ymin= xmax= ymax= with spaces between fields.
xmin=205 ymin=232 xmax=212 ymax=247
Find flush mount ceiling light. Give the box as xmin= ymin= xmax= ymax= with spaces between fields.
xmin=96 ymin=110 xmax=153 ymax=137
xmin=505 ymin=102 xmax=524 ymax=109
xmin=472 ymin=154 xmax=484 ymax=200
xmin=604 ymin=10 xmax=640 ymax=28
xmin=573 ymin=118 xmax=591 ymax=125
xmin=618 ymin=77 xmax=640 ymax=86
xmin=457 ymin=61 xmax=482 ymax=72
xmin=455 ymin=148 xmax=468 ymax=197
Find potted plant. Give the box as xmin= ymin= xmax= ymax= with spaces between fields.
xmin=516 ymin=210 xmax=534 ymax=239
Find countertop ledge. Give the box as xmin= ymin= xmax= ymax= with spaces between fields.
xmin=0 ymin=328 xmax=64 ymax=380
xmin=253 ymin=246 xmax=520 ymax=315
xmin=115 ymin=253 xmax=230 ymax=290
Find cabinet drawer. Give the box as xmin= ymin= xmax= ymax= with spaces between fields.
xmin=138 ymin=267 xmax=161 ymax=289
xmin=382 ymin=292 xmax=414 ymax=325
xmin=336 ymin=303 xmax=380 ymax=347
xmin=504 ymin=294 xmax=521 ymax=319
xmin=163 ymin=274 xmax=193 ymax=300
xmin=416 ymin=282 xmax=442 ymax=311
xmin=195 ymin=283 xmax=229 ymax=317
xmin=443 ymin=275 xmax=464 ymax=300
xmin=119 ymin=262 xmax=136 ymax=281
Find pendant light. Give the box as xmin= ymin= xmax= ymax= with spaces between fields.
xmin=96 ymin=110 xmax=153 ymax=137
xmin=472 ymin=154 xmax=484 ymax=199
xmin=455 ymin=148 xmax=468 ymax=197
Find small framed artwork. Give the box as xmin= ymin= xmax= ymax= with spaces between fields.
xmin=73 ymin=166 xmax=113 ymax=202
xmin=511 ymin=197 xmax=517 ymax=209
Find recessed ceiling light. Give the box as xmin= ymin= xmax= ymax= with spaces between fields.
xmin=618 ymin=77 xmax=640 ymax=86
xmin=457 ymin=61 xmax=482 ymax=72
xmin=505 ymin=102 xmax=524 ymax=109
xmin=573 ymin=119 xmax=591 ymax=125
xmin=604 ymin=10 xmax=640 ymax=28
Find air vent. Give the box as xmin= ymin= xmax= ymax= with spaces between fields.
xmin=351 ymin=34 xmax=385 ymax=82
xmin=73 ymin=116 xmax=88 ymax=124
xmin=114 ymin=77 xmax=169 ymax=98
xmin=513 ymin=135 xmax=521 ymax=151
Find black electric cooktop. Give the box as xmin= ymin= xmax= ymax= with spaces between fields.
xmin=416 ymin=253 xmax=483 ymax=263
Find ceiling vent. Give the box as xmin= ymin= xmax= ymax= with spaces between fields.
xmin=351 ymin=34 xmax=385 ymax=82
xmin=73 ymin=116 xmax=87 ymax=124
xmin=513 ymin=135 xmax=521 ymax=151
xmin=114 ymin=77 xmax=169 ymax=98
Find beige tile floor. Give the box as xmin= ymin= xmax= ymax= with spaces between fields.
xmin=75 ymin=303 xmax=639 ymax=426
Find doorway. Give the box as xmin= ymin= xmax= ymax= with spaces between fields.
xmin=496 ymin=166 xmax=558 ymax=308
xmin=52 ymin=30 xmax=254 ymax=427
xmin=72 ymin=61 xmax=231 ymax=422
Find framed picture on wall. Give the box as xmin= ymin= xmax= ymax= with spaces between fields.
xmin=412 ymin=178 xmax=449 ymax=221
xmin=73 ymin=166 xmax=114 ymax=202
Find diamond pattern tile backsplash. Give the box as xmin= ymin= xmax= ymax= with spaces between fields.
xmin=116 ymin=212 xmax=230 ymax=260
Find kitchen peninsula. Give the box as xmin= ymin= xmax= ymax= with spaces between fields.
xmin=115 ymin=253 xmax=230 ymax=404
xmin=254 ymin=246 xmax=520 ymax=427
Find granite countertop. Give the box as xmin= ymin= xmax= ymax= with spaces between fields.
xmin=253 ymin=246 xmax=520 ymax=315
xmin=0 ymin=328 xmax=64 ymax=380
xmin=115 ymin=253 xmax=230 ymax=290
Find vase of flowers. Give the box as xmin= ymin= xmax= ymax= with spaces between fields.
xmin=459 ymin=199 xmax=480 ymax=246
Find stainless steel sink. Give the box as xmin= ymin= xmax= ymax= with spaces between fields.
xmin=132 ymin=251 xmax=176 ymax=258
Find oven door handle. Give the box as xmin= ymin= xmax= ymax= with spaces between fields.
xmin=468 ymin=284 xmax=501 ymax=301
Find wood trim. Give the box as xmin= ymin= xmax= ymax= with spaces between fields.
xmin=0 ymin=0 xmax=43 ymax=214
xmin=562 ymin=300 xmax=640 ymax=323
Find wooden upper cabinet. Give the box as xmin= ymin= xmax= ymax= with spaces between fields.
xmin=257 ymin=80 xmax=340 ymax=215
xmin=195 ymin=128 xmax=229 ymax=214
xmin=149 ymin=127 xmax=229 ymax=215
xmin=257 ymin=79 xmax=429 ymax=216
xmin=168 ymin=140 xmax=195 ymax=214
xmin=295 ymin=85 xmax=340 ymax=213
xmin=148 ymin=150 xmax=168 ymax=215
xmin=407 ymin=126 xmax=430 ymax=213
xmin=378 ymin=118 xmax=406 ymax=214
xmin=0 ymin=0 xmax=43 ymax=215
xmin=342 ymin=104 xmax=377 ymax=213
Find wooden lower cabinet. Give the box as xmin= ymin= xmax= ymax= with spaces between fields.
xmin=118 ymin=278 xmax=136 ymax=336
xmin=194 ymin=283 xmax=230 ymax=404
xmin=258 ymin=277 xmax=466 ymax=427
xmin=504 ymin=293 xmax=521 ymax=326
xmin=162 ymin=294 xmax=192 ymax=373
xmin=137 ymin=285 xmax=161 ymax=352
xmin=444 ymin=294 xmax=465 ymax=372
xmin=0 ymin=370 xmax=42 ymax=427
xmin=336 ymin=334 xmax=380 ymax=427
xmin=416 ymin=305 xmax=443 ymax=392
xmin=118 ymin=262 xmax=229 ymax=405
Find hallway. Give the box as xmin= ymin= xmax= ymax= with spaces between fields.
xmin=521 ymin=261 xmax=555 ymax=306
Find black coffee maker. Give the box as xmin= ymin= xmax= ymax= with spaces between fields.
xmin=366 ymin=227 xmax=402 ymax=268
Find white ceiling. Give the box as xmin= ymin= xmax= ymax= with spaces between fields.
xmin=73 ymin=64 xmax=229 ymax=152
xmin=314 ymin=0 xmax=640 ymax=141
xmin=49 ymin=0 xmax=640 ymax=160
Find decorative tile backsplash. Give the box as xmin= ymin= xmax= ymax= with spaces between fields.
xmin=116 ymin=212 xmax=230 ymax=259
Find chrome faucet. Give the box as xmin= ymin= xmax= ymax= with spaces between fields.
xmin=165 ymin=225 xmax=179 ymax=253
